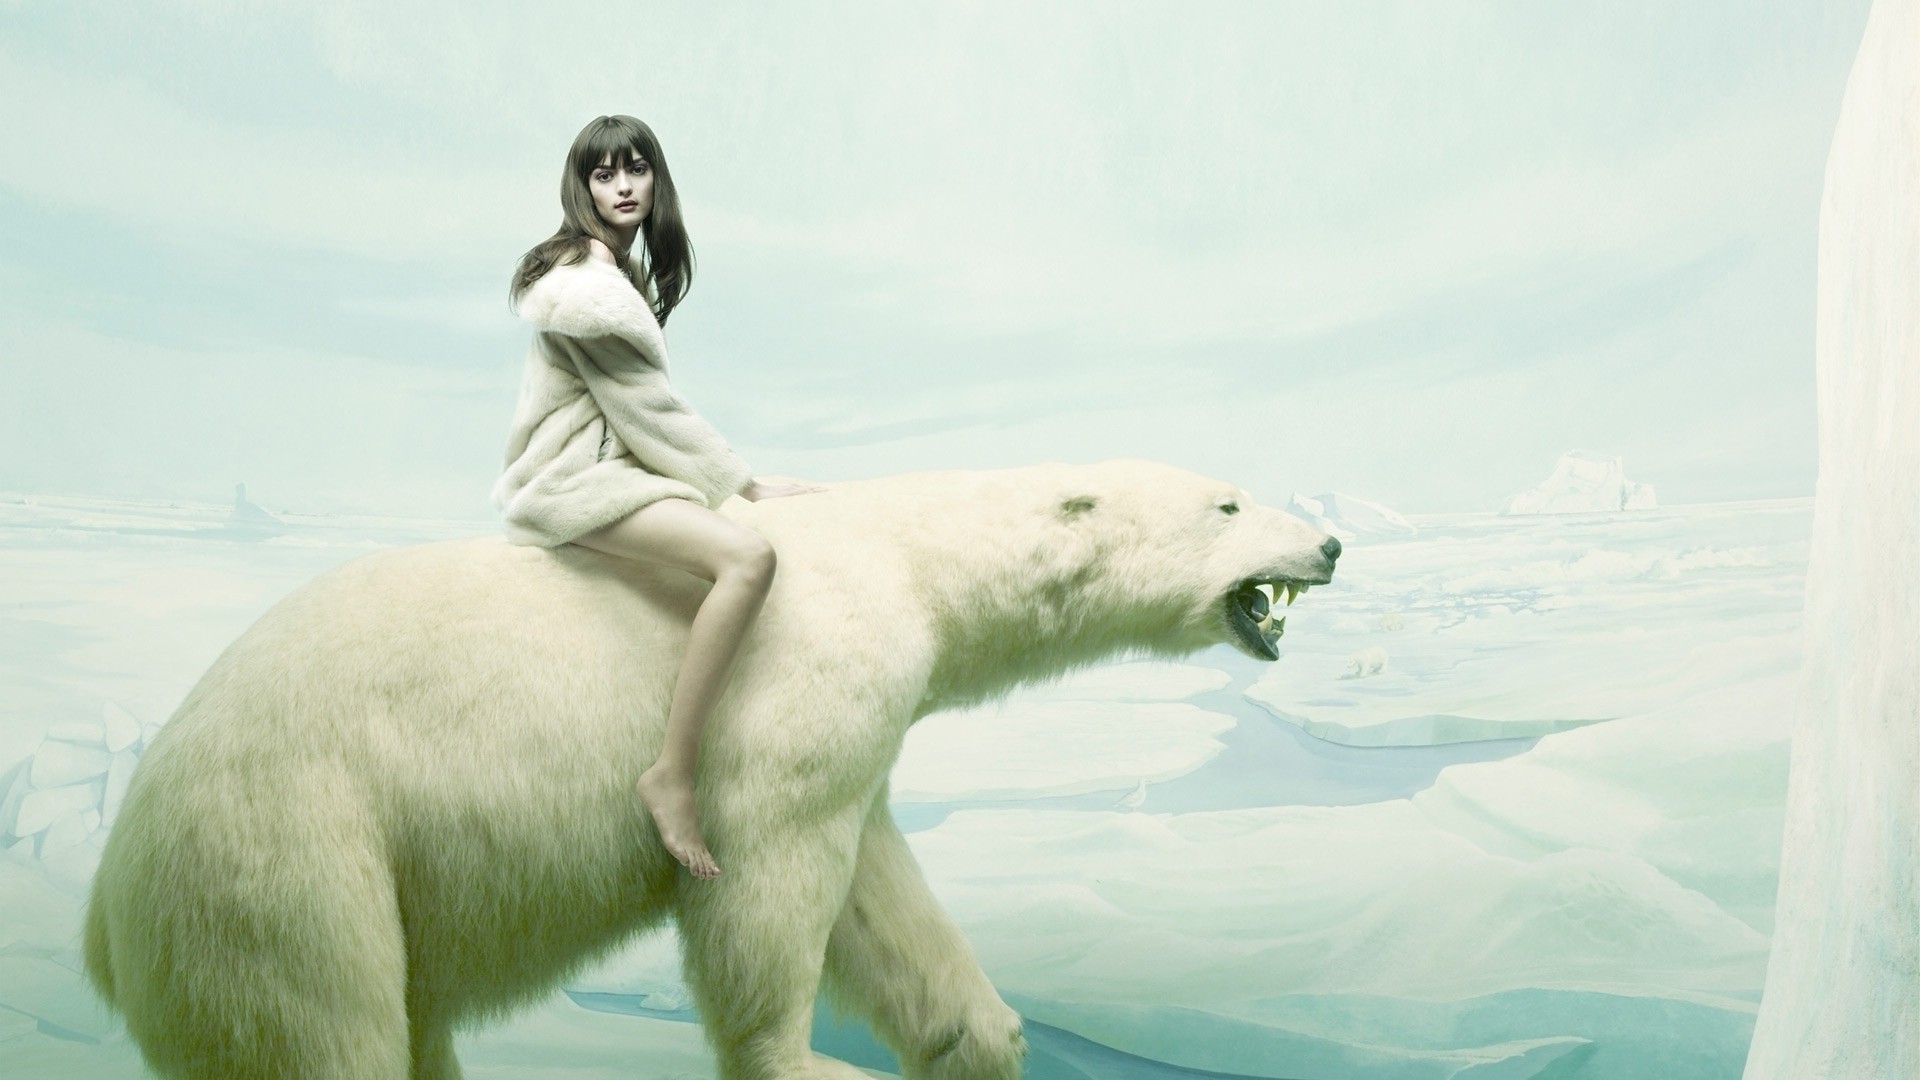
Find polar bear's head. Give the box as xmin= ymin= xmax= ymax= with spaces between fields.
xmin=785 ymin=458 xmax=1342 ymax=712
xmin=1033 ymin=459 xmax=1340 ymax=663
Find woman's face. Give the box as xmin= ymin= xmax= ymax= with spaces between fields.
xmin=589 ymin=150 xmax=652 ymax=228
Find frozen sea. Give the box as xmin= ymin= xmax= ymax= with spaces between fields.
xmin=0 ymin=490 xmax=1811 ymax=1079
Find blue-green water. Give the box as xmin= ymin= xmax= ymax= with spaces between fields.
xmin=567 ymin=986 xmax=1758 ymax=1079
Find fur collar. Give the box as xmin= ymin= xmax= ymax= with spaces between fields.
xmin=516 ymin=256 xmax=668 ymax=368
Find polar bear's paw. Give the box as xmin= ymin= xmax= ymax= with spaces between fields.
xmin=909 ymin=1004 xmax=1025 ymax=1080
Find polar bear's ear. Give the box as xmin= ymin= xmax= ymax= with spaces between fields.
xmin=1043 ymin=494 xmax=1102 ymax=582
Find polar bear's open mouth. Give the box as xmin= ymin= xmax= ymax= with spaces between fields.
xmin=1223 ymin=578 xmax=1310 ymax=662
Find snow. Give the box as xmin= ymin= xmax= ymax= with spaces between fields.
xmin=0 ymin=762 xmax=29 ymax=835
xmin=565 ymin=930 xmax=688 ymax=998
xmin=454 ymin=996 xmax=827 ymax=1080
xmin=100 ymin=751 xmax=133 ymax=827
xmin=101 ymin=703 xmax=139 ymax=754
xmin=913 ymin=801 xmax=1770 ymax=1002
xmin=892 ymin=700 xmax=1236 ymax=801
xmin=0 ymin=956 xmax=118 ymax=1040
xmin=1499 ymin=450 xmax=1657 ymax=515
xmin=44 ymin=720 xmax=103 ymax=742
xmin=1014 ymin=994 xmax=1594 ymax=1079
xmin=13 ymin=781 xmax=101 ymax=839
xmin=2 ymin=697 xmax=178 ymax=872
xmin=26 ymin=741 xmax=110 ymax=790
xmin=1244 ymin=500 xmax=1806 ymax=746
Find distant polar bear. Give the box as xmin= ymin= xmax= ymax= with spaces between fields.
xmin=1345 ymin=645 xmax=1390 ymax=678
xmin=83 ymin=459 xmax=1341 ymax=1080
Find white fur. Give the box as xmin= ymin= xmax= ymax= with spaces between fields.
xmin=493 ymin=256 xmax=754 ymax=548
xmin=515 ymin=255 xmax=669 ymax=365
xmin=83 ymin=459 xmax=1337 ymax=1079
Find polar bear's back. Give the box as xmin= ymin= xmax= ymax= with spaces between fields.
xmin=119 ymin=538 xmax=714 ymax=858
xmin=156 ymin=537 xmax=684 ymax=751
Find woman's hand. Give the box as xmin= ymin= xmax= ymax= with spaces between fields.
xmin=741 ymin=478 xmax=829 ymax=501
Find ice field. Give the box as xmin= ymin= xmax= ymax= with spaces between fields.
xmin=0 ymin=488 xmax=1811 ymax=1078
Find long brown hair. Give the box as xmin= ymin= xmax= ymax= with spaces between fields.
xmin=508 ymin=115 xmax=696 ymax=327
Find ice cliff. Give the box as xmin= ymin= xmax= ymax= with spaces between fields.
xmin=1744 ymin=0 xmax=1920 ymax=1074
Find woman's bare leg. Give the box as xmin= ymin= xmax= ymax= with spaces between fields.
xmin=572 ymin=498 xmax=776 ymax=879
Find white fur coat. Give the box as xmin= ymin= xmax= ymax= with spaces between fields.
xmin=491 ymin=256 xmax=754 ymax=548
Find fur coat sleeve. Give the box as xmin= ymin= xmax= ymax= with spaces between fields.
xmin=489 ymin=255 xmax=755 ymax=548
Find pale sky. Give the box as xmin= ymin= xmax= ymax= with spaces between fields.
xmin=0 ymin=0 xmax=1875 ymax=518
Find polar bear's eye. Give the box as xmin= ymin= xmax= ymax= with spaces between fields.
xmin=1219 ymin=501 xmax=1240 ymax=515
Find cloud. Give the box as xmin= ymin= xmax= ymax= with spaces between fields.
xmin=0 ymin=40 xmax=548 ymax=263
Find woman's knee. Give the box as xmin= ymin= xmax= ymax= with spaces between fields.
xmin=720 ymin=534 xmax=777 ymax=590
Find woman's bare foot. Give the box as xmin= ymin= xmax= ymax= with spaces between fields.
xmin=636 ymin=761 xmax=720 ymax=879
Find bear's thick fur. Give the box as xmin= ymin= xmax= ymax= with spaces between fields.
xmin=83 ymin=459 xmax=1338 ymax=1080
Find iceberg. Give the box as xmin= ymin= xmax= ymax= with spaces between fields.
xmin=228 ymin=481 xmax=283 ymax=526
xmin=222 ymin=481 xmax=289 ymax=541
xmin=1499 ymin=450 xmax=1657 ymax=515
xmin=1285 ymin=491 xmax=1416 ymax=541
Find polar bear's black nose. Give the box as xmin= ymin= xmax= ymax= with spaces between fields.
xmin=1320 ymin=535 xmax=1342 ymax=562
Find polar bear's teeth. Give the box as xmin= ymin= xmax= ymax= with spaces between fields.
xmin=1276 ymin=615 xmax=1286 ymax=636
xmin=1285 ymin=582 xmax=1299 ymax=606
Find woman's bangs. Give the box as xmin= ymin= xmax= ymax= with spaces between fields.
xmin=577 ymin=133 xmax=647 ymax=179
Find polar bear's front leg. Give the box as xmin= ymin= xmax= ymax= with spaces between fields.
xmin=821 ymin=789 xmax=1026 ymax=1080
xmin=674 ymin=803 xmax=873 ymax=1080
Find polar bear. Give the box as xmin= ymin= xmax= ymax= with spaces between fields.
xmin=1345 ymin=645 xmax=1390 ymax=678
xmin=83 ymin=458 xmax=1340 ymax=1080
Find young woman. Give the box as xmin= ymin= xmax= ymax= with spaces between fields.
xmin=493 ymin=114 xmax=824 ymax=880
